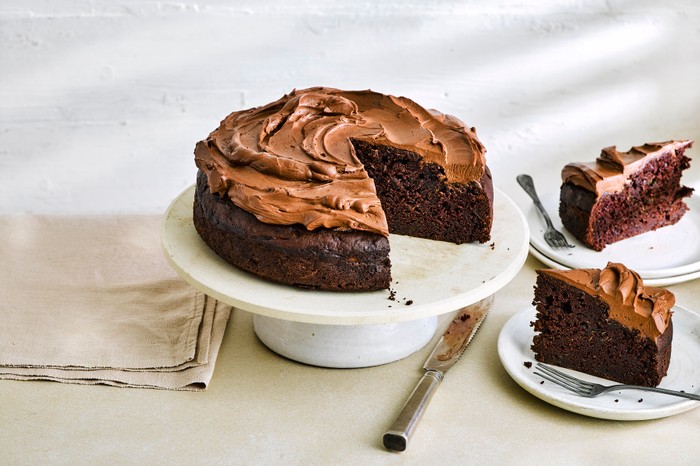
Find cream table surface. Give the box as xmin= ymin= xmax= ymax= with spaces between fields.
xmin=1 ymin=255 xmax=698 ymax=465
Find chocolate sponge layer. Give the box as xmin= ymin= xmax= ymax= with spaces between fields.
xmin=352 ymin=139 xmax=493 ymax=244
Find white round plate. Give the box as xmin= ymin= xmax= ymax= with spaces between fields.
xmin=528 ymin=244 xmax=700 ymax=287
xmin=498 ymin=305 xmax=700 ymax=421
xmin=162 ymin=185 xmax=529 ymax=325
xmin=525 ymin=192 xmax=700 ymax=279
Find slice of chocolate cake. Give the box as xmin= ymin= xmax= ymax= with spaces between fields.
xmin=531 ymin=262 xmax=674 ymax=387
xmin=559 ymin=140 xmax=694 ymax=251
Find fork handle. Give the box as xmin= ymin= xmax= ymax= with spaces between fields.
xmin=618 ymin=385 xmax=700 ymax=401
xmin=383 ymin=370 xmax=443 ymax=452
xmin=516 ymin=174 xmax=554 ymax=228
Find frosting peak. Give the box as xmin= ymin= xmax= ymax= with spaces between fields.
xmin=540 ymin=262 xmax=674 ymax=340
xmin=561 ymin=140 xmax=693 ymax=195
xmin=195 ymin=87 xmax=487 ymax=236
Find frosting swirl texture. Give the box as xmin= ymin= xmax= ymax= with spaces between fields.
xmin=540 ymin=262 xmax=674 ymax=340
xmin=194 ymin=87 xmax=487 ymax=236
xmin=561 ymin=140 xmax=693 ymax=195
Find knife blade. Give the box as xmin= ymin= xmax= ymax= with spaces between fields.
xmin=382 ymin=295 xmax=493 ymax=452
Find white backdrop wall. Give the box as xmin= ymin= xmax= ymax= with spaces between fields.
xmin=2 ymin=0 xmax=699 ymax=214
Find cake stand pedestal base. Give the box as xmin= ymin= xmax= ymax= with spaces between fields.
xmin=253 ymin=314 xmax=438 ymax=368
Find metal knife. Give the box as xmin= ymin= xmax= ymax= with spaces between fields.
xmin=382 ymin=295 xmax=493 ymax=452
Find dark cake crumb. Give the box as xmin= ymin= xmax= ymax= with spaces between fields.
xmin=614 ymin=399 xmax=619 ymax=403
xmin=524 ymin=361 xmax=532 ymax=369
xmin=388 ymin=289 xmax=397 ymax=301
xmin=405 ymin=300 xmax=413 ymax=306
xmin=489 ymin=242 xmax=495 ymax=250
xmin=540 ymin=381 xmax=544 ymax=385
xmin=352 ymin=139 xmax=493 ymax=244
xmin=638 ymin=398 xmax=644 ymax=403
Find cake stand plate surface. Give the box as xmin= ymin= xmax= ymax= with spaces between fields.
xmin=162 ymin=185 xmax=528 ymax=367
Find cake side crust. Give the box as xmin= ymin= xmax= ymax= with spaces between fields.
xmin=193 ymin=171 xmax=392 ymax=291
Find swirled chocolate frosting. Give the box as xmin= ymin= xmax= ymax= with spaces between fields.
xmin=540 ymin=262 xmax=674 ymax=341
xmin=561 ymin=140 xmax=693 ymax=195
xmin=194 ymin=87 xmax=487 ymax=236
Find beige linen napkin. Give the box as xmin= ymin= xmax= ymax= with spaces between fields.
xmin=0 ymin=215 xmax=232 ymax=390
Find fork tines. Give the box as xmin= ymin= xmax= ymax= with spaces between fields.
xmin=534 ymin=363 xmax=592 ymax=395
xmin=545 ymin=230 xmax=575 ymax=249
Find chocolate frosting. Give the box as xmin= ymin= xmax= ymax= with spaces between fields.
xmin=540 ymin=262 xmax=674 ymax=341
xmin=561 ymin=140 xmax=693 ymax=195
xmin=194 ymin=87 xmax=487 ymax=236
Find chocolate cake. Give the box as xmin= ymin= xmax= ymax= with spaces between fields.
xmin=559 ymin=140 xmax=694 ymax=251
xmin=531 ymin=262 xmax=674 ymax=387
xmin=193 ymin=87 xmax=493 ymax=291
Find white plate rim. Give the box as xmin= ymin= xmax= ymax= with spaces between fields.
xmin=528 ymin=243 xmax=700 ymax=287
xmin=525 ymin=192 xmax=700 ymax=279
xmin=497 ymin=305 xmax=700 ymax=421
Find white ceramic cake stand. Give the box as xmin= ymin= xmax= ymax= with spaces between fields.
xmin=161 ymin=185 xmax=529 ymax=368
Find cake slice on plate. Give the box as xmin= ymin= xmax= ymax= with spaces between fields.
xmin=559 ymin=140 xmax=693 ymax=251
xmin=531 ymin=262 xmax=674 ymax=387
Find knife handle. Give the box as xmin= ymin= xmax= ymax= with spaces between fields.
xmin=383 ymin=369 xmax=444 ymax=452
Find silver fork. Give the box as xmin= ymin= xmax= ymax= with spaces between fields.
xmin=535 ymin=363 xmax=700 ymax=401
xmin=516 ymin=174 xmax=574 ymax=249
